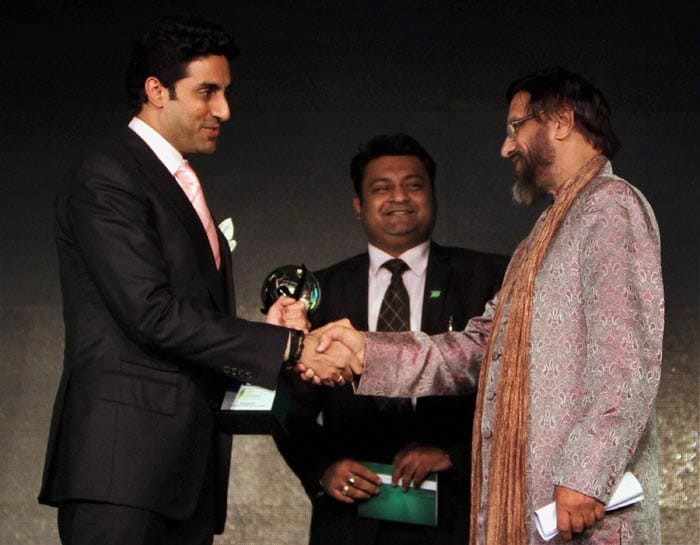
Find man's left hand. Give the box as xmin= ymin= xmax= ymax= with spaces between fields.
xmin=554 ymin=485 xmax=605 ymax=541
xmin=265 ymin=295 xmax=310 ymax=332
xmin=391 ymin=443 xmax=452 ymax=491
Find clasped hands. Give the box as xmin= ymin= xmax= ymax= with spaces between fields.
xmin=265 ymin=296 xmax=366 ymax=385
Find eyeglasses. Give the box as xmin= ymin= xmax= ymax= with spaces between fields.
xmin=506 ymin=113 xmax=538 ymax=139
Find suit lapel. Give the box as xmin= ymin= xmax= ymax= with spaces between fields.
xmin=341 ymin=254 xmax=369 ymax=330
xmin=421 ymin=242 xmax=451 ymax=334
xmin=122 ymin=130 xmax=227 ymax=310
xmin=219 ymin=229 xmax=236 ymax=314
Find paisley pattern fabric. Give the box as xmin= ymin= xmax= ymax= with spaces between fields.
xmin=357 ymin=162 xmax=664 ymax=544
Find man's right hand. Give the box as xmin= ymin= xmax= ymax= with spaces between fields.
xmin=295 ymin=329 xmax=359 ymax=386
xmin=320 ymin=459 xmax=382 ymax=504
xmin=293 ymin=319 xmax=365 ymax=385
xmin=314 ymin=319 xmax=366 ymax=365
xmin=294 ymin=319 xmax=366 ymax=384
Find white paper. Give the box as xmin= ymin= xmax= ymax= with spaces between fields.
xmin=221 ymin=384 xmax=276 ymax=411
xmin=375 ymin=472 xmax=437 ymax=491
xmin=534 ymin=472 xmax=644 ymax=541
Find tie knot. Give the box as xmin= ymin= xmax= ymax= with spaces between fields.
xmin=177 ymin=159 xmax=193 ymax=172
xmin=175 ymin=160 xmax=198 ymax=183
xmin=382 ymin=258 xmax=409 ymax=277
xmin=175 ymin=161 xmax=203 ymax=202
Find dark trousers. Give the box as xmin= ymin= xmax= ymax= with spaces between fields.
xmin=58 ymin=443 xmax=219 ymax=545
xmin=57 ymin=501 xmax=215 ymax=545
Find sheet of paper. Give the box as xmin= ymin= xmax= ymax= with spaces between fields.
xmin=221 ymin=384 xmax=276 ymax=411
xmin=533 ymin=472 xmax=644 ymax=541
xmin=375 ymin=472 xmax=437 ymax=491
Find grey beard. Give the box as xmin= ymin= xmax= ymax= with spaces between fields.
xmin=511 ymin=175 xmax=546 ymax=206
xmin=510 ymin=131 xmax=555 ymax=206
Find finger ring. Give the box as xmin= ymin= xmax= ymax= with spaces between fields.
xmin=348 ymin=475 xmax=356 ymax=485
xmin=341 ymin=484 xmax=350 ymax=496
xmin=335 ymin=373 xmax=346 ymax=385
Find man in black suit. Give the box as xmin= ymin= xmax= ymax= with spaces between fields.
xmin=276 ymin=134 xmax=508 ymax=544
xmin=38 ymin=15 xmax=349 ymax=545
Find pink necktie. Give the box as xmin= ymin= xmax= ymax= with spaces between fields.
xmin=174 ymin=160 xmax=221 ymax=269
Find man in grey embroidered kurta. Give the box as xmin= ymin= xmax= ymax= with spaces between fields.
xmin=304 ymin=68 xmax=664 ymax=545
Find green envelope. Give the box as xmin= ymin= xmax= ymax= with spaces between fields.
xmin=357 ymin=461 xmax=438 ymax=526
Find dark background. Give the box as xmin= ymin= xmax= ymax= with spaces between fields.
xmin=0 ymin=1 xmax=697 ymax=544
xmin=1 ymin=0 xmax=697 ymax=312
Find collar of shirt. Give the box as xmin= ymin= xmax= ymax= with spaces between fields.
xmin=128 ymin=116 xmax=184 ymax=175
xmin=367 ymin=240 xmax=430 ymax=279
xmin=367 ymin=240 xmax=430 ymax=332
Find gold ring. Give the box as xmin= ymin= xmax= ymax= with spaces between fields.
xmin=335 ymin=373 xmax=346 ymax=385
xmin=348 ymin=475 xmax=356 ymax=485
xmin=341 ymin=484 xmax=350 ymax=496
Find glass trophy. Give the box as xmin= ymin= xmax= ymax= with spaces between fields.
xmin=218 ymin=263 xmax=321 ymax=436
xmin=259 ymin=263 xmax=321 ymax=314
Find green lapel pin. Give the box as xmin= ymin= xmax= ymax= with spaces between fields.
xmin=429 ymin=290 xmax=441 ymax=299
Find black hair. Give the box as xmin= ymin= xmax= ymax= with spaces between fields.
xmin=125 ymin=14 xmax=239 ymax=113
xmin=349 ymin=134 xmax=437 ymax=198
xmin=506 ymin=67 xmax=621 ymax=158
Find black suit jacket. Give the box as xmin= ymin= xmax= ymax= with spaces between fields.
xmin=276 ymin=243 xmax=508 ymax=545
xmin=38 ymin=128 xmax=289 ymax=531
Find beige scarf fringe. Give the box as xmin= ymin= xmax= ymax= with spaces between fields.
xmin=469 ymin=154 xmax=607 ymax=545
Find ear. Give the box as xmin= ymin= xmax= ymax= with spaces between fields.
xmin=553 ymin=105 xmax=575 ymax=140
xmin=352 ymin=195 xmax=362 ymax=220
xmin=144 ymin=76 xmax=168 ymax=108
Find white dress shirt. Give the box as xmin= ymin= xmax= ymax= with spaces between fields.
xmin=128 ymin=116 xmax=184 ymax=175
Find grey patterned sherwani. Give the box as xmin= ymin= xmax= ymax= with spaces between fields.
xmin=357 ymin=162 xmax=664 ymax=545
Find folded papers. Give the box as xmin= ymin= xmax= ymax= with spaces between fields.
xmin=534 ymin=472 xmax=644 ymax=541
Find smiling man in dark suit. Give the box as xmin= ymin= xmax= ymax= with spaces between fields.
xmin=275 ymin=134 xmax=508 ymax=545
xmin=37 ymin=15 xmax=350 ymax=545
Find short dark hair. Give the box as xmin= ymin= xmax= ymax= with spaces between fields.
xmin=349 ymin=134 xmax=437 ymax=198
xmin=506 ymin=67 xmax=621 ymax=158
xmin=125 ymin=14 xmax=240 ymax=113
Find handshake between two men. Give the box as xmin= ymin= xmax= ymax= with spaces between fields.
xmin=269 ymin=295 xmax=366 ymax=386
xmin=297 ymin=319 xmax=366 ymax=385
